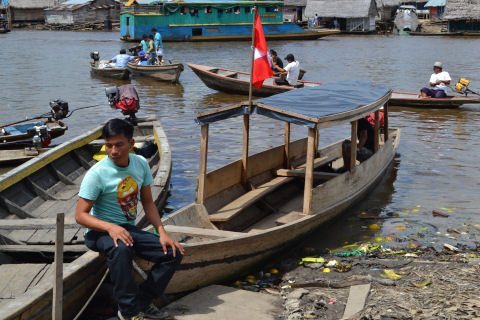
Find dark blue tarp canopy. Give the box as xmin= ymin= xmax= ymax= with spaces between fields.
xmin=195 ymin=80 xmax=391 ymax=128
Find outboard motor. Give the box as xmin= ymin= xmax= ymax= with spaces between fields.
xmin=27 ymin=125 xmax=51 ymax=147
xmin=90 ymin=51 xmax=100 ymax=68
xmin=105 ymin=84 xmax=140 ymax=121
xmin=50 ymin=99 xmax=69 ymax=120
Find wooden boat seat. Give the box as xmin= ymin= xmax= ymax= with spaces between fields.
xmin=164 ymin=225 xmax=242 ymax=239
xmin=275 ymin=211 xmax=304 ymax=226
xmin=223 ymin=72 xmax=238 ymax=78
xmin=276 ymin=169 xmax=339 ymax=180
xmin=209 ymin=176 xmax=292 ymax=223
xmin=89 ymin=135 xmax=154 ymax=146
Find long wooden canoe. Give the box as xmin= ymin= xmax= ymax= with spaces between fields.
xmin=0 ymin=116 xmax=172 ymax=319
xmin=90 ymin=63 xmax=130 ymax=80
xmin=188 ymin=63 xmax=322 ymax=97
xmin=136 ymin=81 xmax=401 ymax=296
xmin=389 ymin=91 xmax=480 ymax=108
xmin=127 ymin=62 xmax=184 ymax=83
xmin=0 ymin=119 xmax=67 ymax=149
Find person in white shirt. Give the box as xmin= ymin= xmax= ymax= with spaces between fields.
xmin=274 ymin=54 xmax=300 ymax=86
xmin=420 ymin=62 xmax=451 ymax=98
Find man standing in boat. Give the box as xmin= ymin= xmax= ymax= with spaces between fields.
xmin=152 ymin=28 xmax=163 ymax=64
xmin=76 ymin=119 xmax=183 ymax=320
xmin=420 ymin=61 xmax=451 ymax=98
xmin=274 ymin=54 xmax=300 ymax=86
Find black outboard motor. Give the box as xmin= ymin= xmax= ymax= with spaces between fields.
xmin=50 ymin=99 xmax=69 ymax=120
xmin=90 ymin=51 xmax=100 ymax=68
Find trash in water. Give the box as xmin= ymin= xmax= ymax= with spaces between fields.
xmin=269 ymin=268 xmax=279 ymax=275
xmin=299 ymin=257 xmax=325 ymax=265
xmin=368 ymin=223 xmax=380 ymax=230
xmin=329 ymin=298 xmax=337 ymax=304
xmin=395 ymin=226 xmax=406 ymax=230
xmin=411 ymin=277 xmax=431 ymax=288
xmin=335 ymin=262 xmax=352 ymax=273
xmin=335 ymin=249 xmax=364 ymax=257
xmin=374 ymin=237 xmax=383 ymax=242
xmin=323 ymin=268 xmax=331 ymax=273
xmin=443 ymin=243 xmax=459 ymax=252
xmin=381 ymin=269 xmax=402 ymax=280
xmin=326 ymin=260 xmax=338 ymax=267
xmin=432 ymin=210 xmax=449 ymax=218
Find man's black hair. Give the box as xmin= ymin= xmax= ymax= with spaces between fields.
xmin=270 ymin=49 xmax=277 ymax=56
xmin=120 ymin=48 xmax=126 ymax=54
xmin=102 ymin=118 xmax=134 ymax=140
xmin=151 ymin=28 xmax=157 ymax=32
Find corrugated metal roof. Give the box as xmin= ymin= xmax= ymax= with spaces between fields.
xmin=306 ymin=0 xmax=377 ymax=18
xmin=47 ymin=0 xmax=118 ymax=11
xmin=284 ymin=0 xmax=307 ymax=6
xmin=424 ymin=0 xmax=445 ymax=7
xmin=376 ymin=0 xmax=401 ymax=7
xmin=8 ymin=0 xmax=57 ymax=8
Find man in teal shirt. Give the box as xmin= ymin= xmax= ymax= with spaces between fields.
xmin=140 ymin=34 xmax=149 ymax=52
xmin=152 ymin=28 xmax=163 ymax=64
xmin=76 ymin=119 xmax=183 ymax=320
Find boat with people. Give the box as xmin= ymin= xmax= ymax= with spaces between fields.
xmin=189 ymin=63 xmax=321 ymax=97
xmin=127 ymin=61 xmax=184 ymax=83
xmin=190 ymin=64 xmax=480 ymax=108
xmin=132 ymin=80 xmax=401 ymax=295
xmin=90 ymin=63 xmax=130 ymax=80
xmin=120 ymin=0 xmax=339 ymax=42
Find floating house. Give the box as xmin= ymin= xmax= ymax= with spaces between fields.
xmin=376 ymin=0 xmax=400 ymax=21
xmin=283 ymin=0 xmax=307 ymax=23
xmin=401 ymin=0 xmax=428 ymax=18
xmin=120 ymin=0 xmax=338 ymax=41
xmin=6 ymin=0 xmax=58 ymax=23
xmin=305 ymin=0 xmax=378 ymax=32
xmin=443 ymin=0 xmax=480 ymax=32
xmin=424 ymin=0 xmax=445 ymax=20
xmin=45 ymin=0 xmax=120 ymax=25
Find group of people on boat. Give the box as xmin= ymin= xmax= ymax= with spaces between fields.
xmin=107 ymin=28 xmax=164 ymax=69
xmin=269 ymin=50 xmax=301 ymax=87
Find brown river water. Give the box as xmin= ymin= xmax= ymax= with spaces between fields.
xmin=1 ymin=31 xmax=480 ymax=252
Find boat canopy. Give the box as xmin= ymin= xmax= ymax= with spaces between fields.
xmin=196 ymin=80 xmax=391 ymax=129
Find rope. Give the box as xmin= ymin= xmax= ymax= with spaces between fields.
xmin=72 ymin=268 xmax=110 ymax=320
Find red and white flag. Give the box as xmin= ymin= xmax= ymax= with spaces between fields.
xmin=251 ymin=11 xmax=273 ymax=89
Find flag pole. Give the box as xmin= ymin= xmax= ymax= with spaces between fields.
xmin=248 ymin=6 xmax=257 ymax=108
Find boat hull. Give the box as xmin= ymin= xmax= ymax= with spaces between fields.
xmin=127 ymin=62 xmax=184 ymax=83
xmin=0 ymin=120 xmax=67 ymax=149
xmin=90 ymin=65 xmax=130 ymax=80
xmin=137 ymin=129 xmax=401 ymax=296
xmin=390 ymin=92 xmax=480 ymax=108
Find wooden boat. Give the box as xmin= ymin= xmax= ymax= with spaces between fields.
xmin=0 ymin=147 xmax=52 ymax=167
xmin=135 ymin=81 xmax=401 ymax=296
xmin=0 ymin=116 xmax=172 ymax=319
xmin=90 ymin=62 xmax=130 ymax=80
xmin=127 ymin=62 xmax=184 ymax=83
xmin=188 ymin=63 xmax=322 ymax=97
xmin=390 ymin=91 xmax=480 ymax=108
xmin=0 ymin=119 xmax=67 ymax=149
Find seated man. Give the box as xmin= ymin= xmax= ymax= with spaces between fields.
xmin=269 ymin=49 xmax=283 ymax=73
xmin=76 ymin=119 xmax=184 ymax=320
xmin=108 ymin=49 xmax=135 ymax=68
xmin=420 ymin=61 xmax=451 ymax=98
xmin=274 ymin=54 xmax=300 ymax=87
xmin=341 ymin=117 xmax=375 ymax=171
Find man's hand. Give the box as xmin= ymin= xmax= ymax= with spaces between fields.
xmin=158 ymin=231 xmax=184 ymax=257
xmin=107 ymin=224 xmax=133 ymax=247
xmin=436 ymin=80 xmax=443 ymax=85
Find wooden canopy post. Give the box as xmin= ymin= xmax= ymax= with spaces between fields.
xmin=302 ymin=126 xmax=317 ymax=215
xmin=284 ymin=122 xmax=290 ymax=169
xmin=384 ymin=103 xmax=389 ymax=141
xmin=350 ymin=120 xmax=357 ymax=170
xmin=314 ymin=127 xmax=319 ymax=157
xmin=242 ymin=114 xmax=250 ymax=185
xmin=53 ymin=213 xmax=64 ymax=320
xmin=196 ymin=124 xmax=209 ymax=204
xmin=374 ymin=110 xmax=380 ymax=152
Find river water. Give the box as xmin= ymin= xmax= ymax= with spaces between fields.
xmin=1 ymin=31 xmax=479 ymax=252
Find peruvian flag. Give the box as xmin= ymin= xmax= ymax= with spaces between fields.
xmin=251 ymin=11 xmax=273 ymax=89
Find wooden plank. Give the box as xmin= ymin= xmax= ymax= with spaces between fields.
xmin=89 ymin=135 xmax=154 ymax=146
xmin=246 ymin=145 xmax=284 ymax=179
xmin=53 ymin=213 xmax=64 ymax=320
xmin=374 ymin=110 xmax=380 ymax=153
xmin=342 ymin=284 xmax=371 ymax=319
xmin=284 ymin=122 xmax=290 ymax=169
xmin=275 ymin=211 xmax=304 ymax=226
xmin=209 ymin=176 xmax=292 ymax=223
xmin=350 ymin=120 xmax=358 ymax=170
xmin=196 ymin=124 xmax=209 ymax=204
xmin=0 ymin=218 xmax=78 ymax=230
xmin=164 ymin=225 xmax=243 ymax=239
xmin=275 ymin=169 xmax=339 ymax=180
xmin=0 ymin=264 xmax=49 ymax=299
xmin=302 ymin=127 xmax=316 ymax=215
xmin=0 ymin=244 xmax=86 ymax=253
xmin=384 ymin=104 xmax=389 ymax=141
xmin=204 ymin=160 xmax=242 ymax=200
xmin=241 ymin=114 xmax=249 ymax=186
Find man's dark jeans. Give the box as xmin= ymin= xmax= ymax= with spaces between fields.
xmin=421 ymin=87 xmax=447 ymax=98
xmin=85 ymin=224 xmax=183 ymax=317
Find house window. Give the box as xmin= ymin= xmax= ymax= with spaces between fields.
xmin=205 ymin=6 xmax=212 ymax=14
xmin=226 ymin=8 xmax=232 ymax=13
xmin=265 ymin=7 xmax=275 ymax=13
xmin=180 ymin=6 xmax=187 ymax=15
xmin=245 ymin=7 xmax=250 ymax=14
xmin=234 ymin=6 xmax=240 ymax=14
xmin=189 ymin=8 xmax=198 ymax=16
xmin=192 ymin=28 xmax=202 ymax=36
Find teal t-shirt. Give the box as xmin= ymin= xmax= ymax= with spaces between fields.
xmin=140 ymin=39 xmax=148 ymax=52
xmin=79 ymin=154 xmax=154 ymax=229
xmin=154 ymin=32 xmax=163 ymax=49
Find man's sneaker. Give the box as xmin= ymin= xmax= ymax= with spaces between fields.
xmin=143 ymin=303 xmax=172 ymax=320
xmin=117 ymin=310 xmax=144 ymax=320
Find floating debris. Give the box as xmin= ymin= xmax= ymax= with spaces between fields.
xmin=368 ymin=223 xmax=380 ymax=230
xmin=411 ymin=277 xmax=431 ymax=288
xmin=381 ymin=269 xmax=402 ymax=280
xmin=432 ymin=209 xmax=449 ymax=218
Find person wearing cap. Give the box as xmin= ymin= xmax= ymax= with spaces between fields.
xmin=274 ymin=54 xmax=300 ymax=86
xmin=420 ymin=62 xmax=451 ymax=98
xmin=108 ymin=49 xmax=135 ymax=68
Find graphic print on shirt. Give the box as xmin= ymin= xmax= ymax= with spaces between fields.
xmin=117 ymin=176 xmax=139 ymax=220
